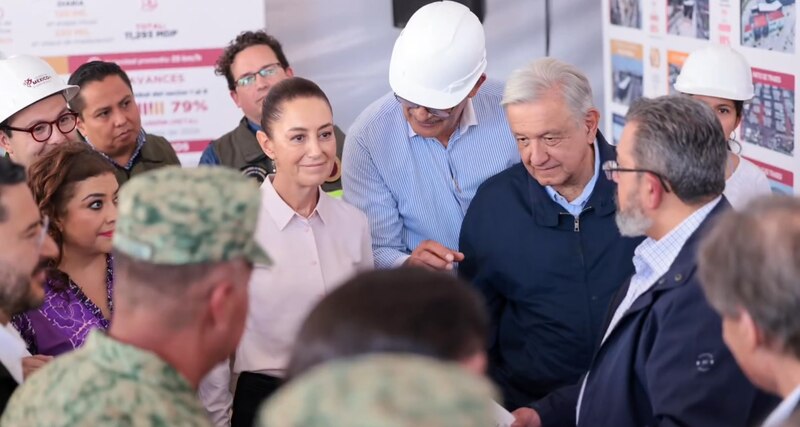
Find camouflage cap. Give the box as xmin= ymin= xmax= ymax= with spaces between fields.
xmin=257 ymin=354 xmax=497 ymax=427
xmin=113 ymin=166 xmax=271 ymax=266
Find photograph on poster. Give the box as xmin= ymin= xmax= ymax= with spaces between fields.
xmin=745 ymin=156 xmax=795 ymax=195
xmin=667 ymin=0 xmax=711 ymax=39
xmin=667 ymin=50 xmax=689 ymax=94
xmin=742 ymin=68 xmax=795 ymax=157
xmin=612 ymin=113 xmax=626 ymax=144
xmin=611 ymin=40 xmax=644 ymax=106
xmin=740 ymin=0 xmax=796 ymax=53
xmin=611 ymin=0 xmax=642 ymax=28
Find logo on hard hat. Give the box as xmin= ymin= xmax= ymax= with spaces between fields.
xmin=23 ymin=74 xmax=52 ymax=88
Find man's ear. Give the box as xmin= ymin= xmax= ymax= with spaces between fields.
xmin=207 ymin=279 xmax=236 ymax=330
xmin=467 ymin=74 xmax=487 ymax=98
xmin=584 ymin=109 xmax=600 ymax=143
xmin=230 ymin=90 xmax=242 ymax=109
xmin=0 ymin=131 xmax=13 ymax=157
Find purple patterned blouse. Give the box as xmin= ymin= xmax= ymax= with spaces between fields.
xmin=12 ymin=255 xmax=114 ymax=356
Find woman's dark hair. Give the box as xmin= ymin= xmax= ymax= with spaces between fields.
xmin=27 ymin=141 xmax=116 ymax=266
xmin=285 ymin=268 xmax=489 ymax=380
xmin=728 ymin=100 xmax=745 ymax=153
xmin=260 ymin=77 xmax=332 ymax=139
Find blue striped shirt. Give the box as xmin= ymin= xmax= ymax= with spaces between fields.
xmin=342 ymin=80 xmax=520 ymax=268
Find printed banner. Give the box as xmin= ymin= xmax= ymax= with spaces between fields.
xmin=603 ymin=0 xmax=800 ymax=194
xmin=0 ymin=0 xmax=266 ymax=165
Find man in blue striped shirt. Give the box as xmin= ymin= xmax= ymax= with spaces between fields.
xmin=342 ymin=1 xmax=519 ymax=269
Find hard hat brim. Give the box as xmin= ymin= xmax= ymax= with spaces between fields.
xmin=0 ymin=84 xmax=80 ymax=124
xmin=674 ymin=82 xmax=754 ymax=102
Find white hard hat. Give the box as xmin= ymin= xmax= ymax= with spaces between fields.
xmin=674 ymin=45 xmax=754 ymax=101
xmin=389 ymin=1 xmax=487 ymax=109
xmin=0 ymin=55 xmax=79 ymax=124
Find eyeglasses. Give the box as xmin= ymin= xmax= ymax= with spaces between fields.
xmin=602 ymin=160 xmax=672 ymax=193
xmin=36 ymin=216 xmax=50 ymax=252
xmin=394 ymin=94 xmax=456 ymax=118
xmin=4 ymin=112 xmax=78 ymax=143
xmin=236 ymin=63 xmax=283 ymax=87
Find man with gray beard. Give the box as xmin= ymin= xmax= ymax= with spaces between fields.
xmin=0 ymin=157 xmax=58 ymax=415
xmin=512 ymin=95 xmax=778 ymax=427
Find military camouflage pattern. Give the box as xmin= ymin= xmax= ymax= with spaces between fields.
xmin=0 ymin=331 xmax=212 ymax=427
xmin=113 ymin=166 xmax=271 ymax=266
xmin=257 ymin=354 xmax=498 ymax=427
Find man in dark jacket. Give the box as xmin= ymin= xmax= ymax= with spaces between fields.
xmin=0 ymin=157 xmax=59 ymax=415
xmin=68 ymin=61 xmax=180 ymax=185
xmin=512 ymin=95 xmax=778 ymax=427
xmin=699 ymin=196 xmax=800 ymax=427
xmin=459 ymin=58 xmax=641 ymax=409
xmin=200 ymin=30 xmax=344 ymax=193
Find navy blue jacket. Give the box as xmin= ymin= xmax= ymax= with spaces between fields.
xmin=532 ymin=198 xmax=779 ymax=427
xmin=459 ymin=134 xmax=642 ymax=409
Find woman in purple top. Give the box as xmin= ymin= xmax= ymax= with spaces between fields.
xmin=12 ymin=141 xmax=118 ymax=356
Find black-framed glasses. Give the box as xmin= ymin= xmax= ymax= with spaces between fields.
xmin=394 ymin=94 xmax=456 ymax=118
xmin=236 ymin=63 xmax=283 ymax=87
xmin=4 ymin=112 xmax=78 ymax=143
xmin=602 ymin=160 xmax=672 ymax=193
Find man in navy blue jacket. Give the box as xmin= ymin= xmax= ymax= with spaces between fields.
xmin=511 ymin=95 xmax=778 ymax=427
xmin=459 ymin=58 xmax=642 ymax=409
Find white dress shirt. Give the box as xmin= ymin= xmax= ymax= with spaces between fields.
xmin=762 ymin=385 xmax=800 ymax=427
xmin=0 ymin=323 xmax=31 ymax=384
xmin=199 ymin=176 xmax=374 ymax=425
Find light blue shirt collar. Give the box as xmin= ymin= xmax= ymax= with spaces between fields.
xmin=545 ymin=139 xmax=601 ymax=217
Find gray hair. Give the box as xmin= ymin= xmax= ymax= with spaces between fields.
xmin=699 ymin=196 xmax=800 ymax=358
xmin=502 ymin=57 xmax=595 ymax=122
xmin=625 ymin=96 xmax=726 ymax=204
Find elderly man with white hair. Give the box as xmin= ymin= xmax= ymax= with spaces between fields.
xmin=458 ymin=57 xmax=642 ymax=409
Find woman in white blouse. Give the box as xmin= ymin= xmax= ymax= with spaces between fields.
xmin=203 ymin=77 xmax=373 ymax=427
xmin=674 ymin=45 xmax=771 ymax=210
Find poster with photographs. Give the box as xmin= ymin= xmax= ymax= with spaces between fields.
xmin=603 ymin=0 xmax=800 ymax=194
xmin=741 ymin=0 xmax=796 ymax=53
xmin=667 ymin=0 xmax=711 ymax=39
xmin=612 ymin=114 xmax=627 ymax=144
xmin=667 ymin=50 xmax=689 ymax=94
xmin=611 ymin=0 xmax=643 ymax=28
xmin=611 ymin=40 xmax=644 ymax=106
xmin=742 ymin=68 xmax=795 ymax=156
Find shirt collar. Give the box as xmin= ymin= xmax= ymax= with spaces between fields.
xmin=260 ymin=175 xmax=329 ymax=230
xmin=405 ymin=98 xmax=479 ymax=139
xmin=544 ymin=138 xmax=601 ymax=209
xmin=87 ymin=330 xmax=195 ymax=393
xmin=763 ymin=385 xmax=800 ymax=427
xmin=245 ymin=119 xmax=262 ymax=134
xmin=87 ymin=129 xmax=147 ymax=170
xmin=633 ymin=196 xmax=722 ymax=275
xmin=0 ymin=323 xmax=28 ymax=383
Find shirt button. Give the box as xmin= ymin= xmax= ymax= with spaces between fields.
xmin=311 ymin=260 xmax=318 ymax=266
xmin=591 ymin=295 xmax=598 ymax=301
xmin=674 ymin=273 xmax=683 ymax=282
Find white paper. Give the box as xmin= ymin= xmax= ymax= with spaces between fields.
xmin=492 ymin=400 xmax=516 ymax=427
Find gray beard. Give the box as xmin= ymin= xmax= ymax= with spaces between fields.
xmin=615 ymin=204 xmax=652 ymax=237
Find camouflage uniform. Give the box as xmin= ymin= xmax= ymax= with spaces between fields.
xmin=257 ymin=354 xmax=498 ymax=427
xmin=0 ymin=167 xmax=270 ymax=427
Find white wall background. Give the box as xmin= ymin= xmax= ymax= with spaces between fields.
xmin=263 ymin=0 xmax=604 ymax=133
